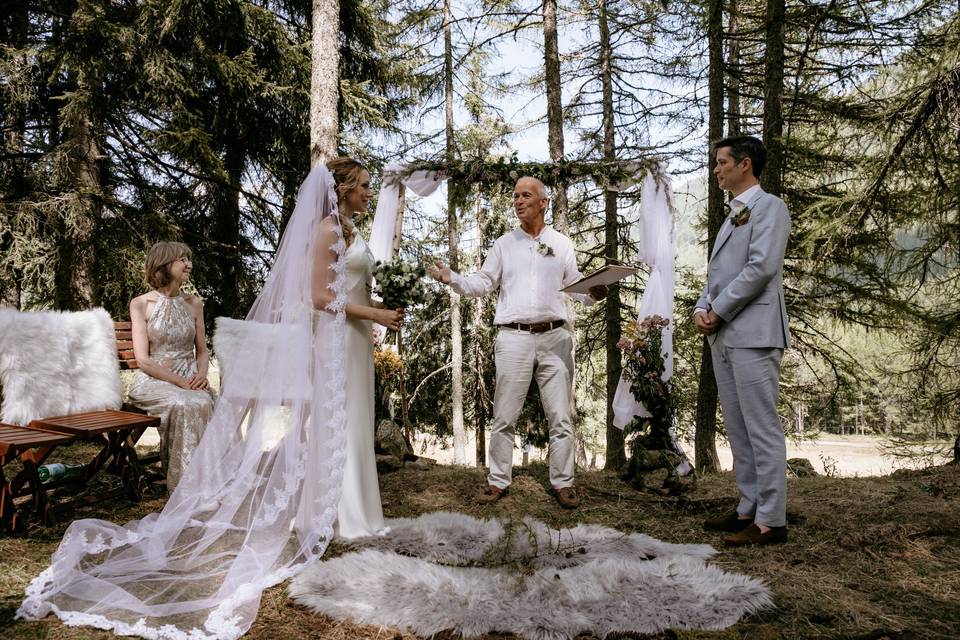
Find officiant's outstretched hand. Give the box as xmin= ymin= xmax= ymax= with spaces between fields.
xmin=587 ymin=283 xmax=608 ymax=300
xmin=430 ymin=260 xmax=607 ymax=301
xmin=429 ymin=260 xmax=452 ymax=284
xmin=429 ymin=176 xmax=604 ymax=510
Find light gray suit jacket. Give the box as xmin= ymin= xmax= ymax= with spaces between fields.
xmin=696 ymin=188 xmax=791 ymax=349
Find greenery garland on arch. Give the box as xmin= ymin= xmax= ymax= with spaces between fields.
xmin=393 ymin=153 xmax=666 ymax=209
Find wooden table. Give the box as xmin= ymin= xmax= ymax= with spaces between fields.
xmin=0 ymin=410 xmax=160 ymax=530
xmin=1 ymin=424 xmax=77 ymax=532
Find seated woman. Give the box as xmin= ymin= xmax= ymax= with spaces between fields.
xmin=128 ymin=241 xmax=216 ymax=493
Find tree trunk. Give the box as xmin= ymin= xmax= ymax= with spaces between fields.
xmin=472 ymin=194 xmax=489 ymax=466
xmin=50 ymin=2 xmax=99 ymax=311
xmin=0 ymin=222 xmax=20 ymax=308
xmin=543 ymin=0 xmax=568 ymax=233
xmin=694 ymin=0 xmax=726 ymax=473
xmin=1 ymin=3 xmax=28 ymax=309
xmin=762 ymin=0 xmax=786 ymax=196
xmin=544 ymin=0 xmax=582 ymax=464
xmin=310 ymin=0 xmax=340 ymax=165
xmin=444 ymin=0 xmax=467 ymax=465
xmin=208 ymin=140 xmax=245 ymax=321
xmin=726 ymin=0 xmax=743 ymax=136
xmin=57 ymin=109 xmax=100 ymax=310
xmin=599 ymin=0 xmax=625 ymax=471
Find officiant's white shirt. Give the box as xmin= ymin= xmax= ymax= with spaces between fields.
xmin=450 ymin=227 xmax=594 ymax=324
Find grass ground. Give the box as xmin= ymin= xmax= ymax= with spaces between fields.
xmin=2 ymin=442 xmax=958 ymax=640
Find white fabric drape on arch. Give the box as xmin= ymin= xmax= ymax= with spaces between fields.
xmin=369 ymin=162 xmax=447 ymax=263
xmin=612 ymin=172 xmax=676 ymax=427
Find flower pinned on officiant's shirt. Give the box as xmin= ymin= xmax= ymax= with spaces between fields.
xmin=731 ymin=205 xmax=752 ymax=227
xmin=537 ymin=241 xmax=555 ymax=257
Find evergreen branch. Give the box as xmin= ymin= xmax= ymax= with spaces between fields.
xmin=859 ymin=60 xmax=960 ymax=221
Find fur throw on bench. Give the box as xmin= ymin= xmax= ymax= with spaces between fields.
xmin=0 ymin=308 xmax=122 ymax=425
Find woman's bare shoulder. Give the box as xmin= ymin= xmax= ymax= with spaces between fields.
xmin=130 ymin=292 xmax=153 ymax=310
xmin=183 ymin=293 xmax=204 ymax=312
xmin=318 ymin=215 xmax=341 ymax=235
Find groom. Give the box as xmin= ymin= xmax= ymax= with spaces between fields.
xmin=431 ymin=176 xmax=606 ymax=509
xmin=695 ymin=135 xmax=791 ymax=546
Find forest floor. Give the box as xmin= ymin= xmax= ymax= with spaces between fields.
xmin=2 ymin=442 xmax=958 ymax=640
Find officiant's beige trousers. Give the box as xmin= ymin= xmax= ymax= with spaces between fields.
xmin=488 ymin=326 xmax=575 ymax=490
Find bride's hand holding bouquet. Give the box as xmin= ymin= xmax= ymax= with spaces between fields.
xmin=372 ymin=306 xmax=404 ymax=332
xmin=372 ymin=258 xmax=427 ymax=338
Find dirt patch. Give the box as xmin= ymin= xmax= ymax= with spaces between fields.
xmin=417 ymin=433 xmax=951 ymax=478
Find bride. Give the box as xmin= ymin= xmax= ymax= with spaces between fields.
xmin=18 ymin=159 xmax=401 ymax=639
xmin=317 ymin=157 xmax=402 ymax=538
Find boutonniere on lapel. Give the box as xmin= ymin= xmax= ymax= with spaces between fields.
xmin=537 ymin=241 xmax=555 ymax=257
xmin=731 ymin=206 xmax=752 ymax=227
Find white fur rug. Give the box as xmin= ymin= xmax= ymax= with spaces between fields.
xmin=0 ymin=308 xmax=121 ymax=425
xmin=289 ymin=512 xmax=773 ymax=639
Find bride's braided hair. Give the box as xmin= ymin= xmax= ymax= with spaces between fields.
xmin=325 ymin=156 xmax=366 ymax=246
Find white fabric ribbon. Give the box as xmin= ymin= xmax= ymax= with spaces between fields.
xmin=611 ymin=171 xmax=690 ymax=474
xmin=612 ymin=172 xmax=676 ymax=427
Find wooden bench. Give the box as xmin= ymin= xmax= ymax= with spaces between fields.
xmin=115 ymin=320 xmax=162 ymax=468
xmin=115 ymin=320 xmax=138 ymax=373
xmin=0 ymin=321 xmax=161 ymax=532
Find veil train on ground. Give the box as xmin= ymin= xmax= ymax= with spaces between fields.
xmin=18 ymin=165 xmax=349 ymax=640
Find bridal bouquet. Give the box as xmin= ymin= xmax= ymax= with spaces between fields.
xmin=617 ymin=315 xmax=675 ymax=437
xmin=372 ymin=258 xmax=428 ymax=313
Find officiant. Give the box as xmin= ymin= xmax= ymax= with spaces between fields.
xmin=431 ymin=176 xmax=606 ymax=509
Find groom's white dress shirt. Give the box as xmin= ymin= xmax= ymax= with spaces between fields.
xmin=449 ymin=227 xmax=593 ymax=325
xmin=728 ymin=184 xmax=762 ymax=216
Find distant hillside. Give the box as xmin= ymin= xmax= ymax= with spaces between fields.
xmin=671 ymin=175 xmax=708 ymax=276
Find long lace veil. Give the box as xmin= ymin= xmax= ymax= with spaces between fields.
xmin=18 ymin=165 xmax=349 ymax=640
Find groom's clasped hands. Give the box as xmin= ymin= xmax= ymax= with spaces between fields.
xmin=694 ymin=309 xmax=721 ymax=335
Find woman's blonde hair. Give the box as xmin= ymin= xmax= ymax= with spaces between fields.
xmin=325 ymin=156 xmax=367 ymax=245
xmin=145 ymin=241 xmax=192 ymax=289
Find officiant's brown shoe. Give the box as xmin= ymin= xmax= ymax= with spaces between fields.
xmin=724 ymin=523 xmax=788 ymax=547
xmin=551 ymin=486 xmax=580 ymax=509
xmin=703 ymin=510 xmax=753 ymax=533
xmin=477 ymin=485 xmax=508 ymax=504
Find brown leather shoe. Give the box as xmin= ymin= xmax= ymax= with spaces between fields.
xmin=703 ymin=510 xmax=754 ymax=533
xmin=477 ymin=485 xmax=508 ymax=504
xmin=724 ymin=523 xmax=788 ymax=547
xmin=551 ymin=485 xmax=580 ymax=509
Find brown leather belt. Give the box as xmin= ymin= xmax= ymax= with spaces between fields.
xmin=498 ymin=319 xmax=565 ymax=333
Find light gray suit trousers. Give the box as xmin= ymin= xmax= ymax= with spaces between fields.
xmin=697 ymin=188 xmax=791 ymax=528
xmin=487 ymin=327 xmax=576 ymax=490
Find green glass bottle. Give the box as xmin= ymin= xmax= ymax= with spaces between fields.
xmin=37 ymin=463 xmax=85 ymax=483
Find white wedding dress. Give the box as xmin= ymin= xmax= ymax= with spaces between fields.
xmin=336 ymin=234 xmax=385 ymax=538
